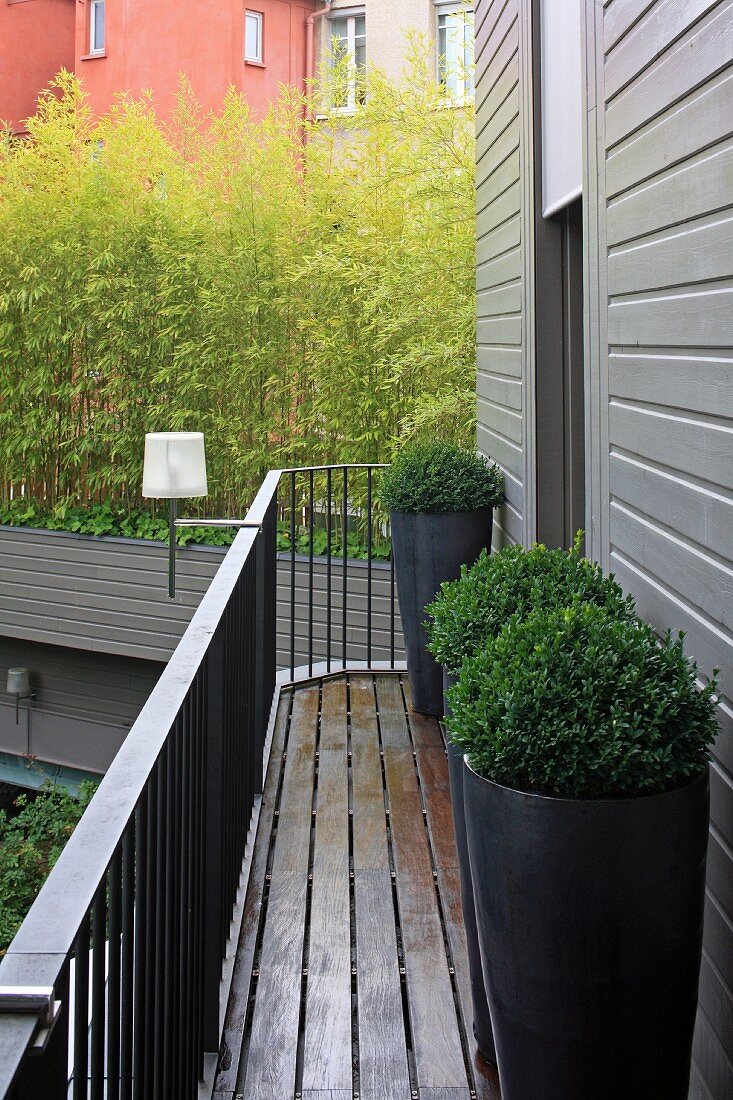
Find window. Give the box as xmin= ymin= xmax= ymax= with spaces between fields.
xmin=329 ymin=12 xmax=366 ymax=110
xmin=437 ymin=5 xmax=474 ymax=102
xmin=245 ymin=10 xmax=263 ymax=63
xmin=89 ymin=0 xmax=105 ymax=54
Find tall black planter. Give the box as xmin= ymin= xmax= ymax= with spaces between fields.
xmin=390 ymin=508 xmax=493 ymax=715
xmin=463 ymin=760 xmax=709 ymax=1100
xmin=444 ymin=673 xmax=495 ymax=1063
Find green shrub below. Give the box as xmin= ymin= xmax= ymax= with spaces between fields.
xmin=0 ymin=498 xmax=391 ymax=559
xmin=0 ymin=782 xmax=97 ymax=954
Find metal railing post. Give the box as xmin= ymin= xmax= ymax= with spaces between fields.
xmin=254 ymin=499 xmax=277 ymax=790
xmin=202 ymin=627 xmax=225 ymax=1054
xmin=5 ymin=967 xmax=69 ymax=1099
xmin=254 ymin=530 xmax=266 ymax=796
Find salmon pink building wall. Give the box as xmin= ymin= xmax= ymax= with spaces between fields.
xmin=75 ymin=0 xmax=318 ymax=122
xmin=0 ymin=0 xmax=75 ymax=133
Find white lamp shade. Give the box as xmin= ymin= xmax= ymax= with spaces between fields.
xmin=142 ymin=432 xmax=208 ymax=499
xmin=7 ymin=668 xmax=30 ymax=696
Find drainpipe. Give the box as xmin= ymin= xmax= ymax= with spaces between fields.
xmin=305 ymin=1 xmax=331 ymax=119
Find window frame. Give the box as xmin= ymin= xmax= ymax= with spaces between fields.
xmin=435 ymin=3 xmax=474 ymax=104
xmin=244 ymin=9 xmax=264 ymax=64
xmin=89 ymin=0 xmax=106 ymax=55
xmin=327 ymin=9 xmax=366 ymax=113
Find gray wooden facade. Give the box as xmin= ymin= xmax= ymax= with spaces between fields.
xmin=474 ymin=2 xmax=733 ymax=1095
xmin=0 ymin=526 xmax=403 ymax=779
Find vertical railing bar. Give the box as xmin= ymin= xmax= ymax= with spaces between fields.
xmin=180 ymin=692 xmax=193 ymax=1097
xmin=185 ymin=675 xmax=198 ymax=1093
xmin=90 ymin=883 xmax=106 ymax=1098
xmin=326 ymin=468 xmax=332 ymax=672
xmin=144 ymin=774 xmax=158 ymax=1100
xmin=308 ymin=468 xmax=314 ymax=677
xmin=203 ymin=627 xmax=224 ymax=1054
xmin=165 ymin=717 xmax=181 ymax=1098
xmin=290 ymin=470 xmax=296 ymax=679
xmin=342 ymin=466 xmax=348 ymax=669
xmin=132 ymin=789 xmax=149 ymax=1100
xmin=120 ymin=822 xmax=135 ymax=1100
xmin=107 ymin=848 xmax=123 ymax=1100
xmin=195 ymin=662 xmax=207 ymax=1081
xmin=153 ymin=746 xmax=169 ymax=1098
xmin=177 ymin=707 xmax=187 ymax=1098
xmin=367 ymin=466 xmax=373 ymax=668
xmin=72 ymin=912 xmax=90 ymax=1100
xmin=390 ymin=523 xmax=396 ymax=669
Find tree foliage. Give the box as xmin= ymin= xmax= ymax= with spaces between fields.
xmin=0 ymin=59 xmax=476 ymax=515
xmin=0 ymin=781 xmax=97 ymax=953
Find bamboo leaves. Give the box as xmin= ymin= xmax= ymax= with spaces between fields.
xmin=0 ymin=54 xmax=475 ymax=512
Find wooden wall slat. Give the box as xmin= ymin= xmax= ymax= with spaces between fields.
xmin=475 ymin=0 xmax=527 ymax=548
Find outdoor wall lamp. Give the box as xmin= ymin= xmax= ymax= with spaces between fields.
xmin=142 ymin=432 xmax=260 ymax=598
xmin=6 ymin=667 xmax=35 ymax=725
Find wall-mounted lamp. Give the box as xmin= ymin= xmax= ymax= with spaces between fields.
xmin=142 ymin=431 xmax=261 ymax=598
xmin=6 ymin=667 xmax=35 ymax=725
xmin=142 ymin=432 xmax=208 ymax=599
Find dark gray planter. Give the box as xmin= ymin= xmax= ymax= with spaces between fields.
xmin=390 ymin=508 xmax=493 ymax=715
xmin=444 ymin=673 xmax=495 ymax=1064
xmin=463 ymin=759 xmax=709 ymax=1100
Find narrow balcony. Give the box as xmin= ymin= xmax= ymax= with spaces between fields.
xmin=0 ymin=465 xmax=499 ymax=1100
xmin=215 ymin=672 xmax=500 ymax=1099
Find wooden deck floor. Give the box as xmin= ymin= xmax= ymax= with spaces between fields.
xmin=214 ymin=673 xmax=501 ymax=1100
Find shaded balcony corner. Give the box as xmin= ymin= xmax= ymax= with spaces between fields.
xmin=0 ymin=465 xmax=498 ymax=1100
xmin=214 ymin=672 xmax=501 ymax=1100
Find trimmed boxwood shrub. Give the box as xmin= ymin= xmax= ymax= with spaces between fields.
xmin=379 ymin=442 xmax=504 ymax=514
xmin=426 ymin=539 xmax=637 ymax=674
xmin=446 ymin=603 xmax=718 ymax=798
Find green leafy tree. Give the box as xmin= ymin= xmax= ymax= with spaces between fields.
xmin=0 ymin=781 xmax=97 ymax=953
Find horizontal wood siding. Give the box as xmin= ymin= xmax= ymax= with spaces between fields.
xmin=0 ymin=637 xmax=163 ymax=775
xmin=0 ymin=527 xmax=403 ymax=669
xmin=475 ymin=0 xmax=528 ymax=547
xmin=0 ymin=527 xmax=404 ymax=774
xmin=0 ymin=527 xmax=225 ymax=662
xmin=588 ymin=4 xmax=733 ymax=1093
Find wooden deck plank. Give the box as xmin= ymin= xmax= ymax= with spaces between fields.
xmin=383 ymin=745 xmax=469 ymax=1090
xmin=218 ymin=674 xmax=501 ymax=1100
xmin=404 ymin=686 xmax=445 ymax=750
xmin=301 ymin=1092 xmax=353 ymax=1099
xmin=271 ymin=684 xmax=319 ymax=875
xmin=418 ymin=1089 xmax=472 ymax=1099
xmin=215 ymin=691 xmax=291 ymax=1093
xmin=438 ymin=867 xmax=502 ymax=1099
xmin=350 ymin=675 xmax=390 ymax=871
xmin=413 ymin=745 xmax=458 ymax=872
xmin=242 ymin=870 xmax=309 ymax=1100
xmin=302 ymin=721 xmax=352 ymax=1091
xmin=376 ymin=676 xmax=411 ymax=748
xmin=355 ymin=869 xmax=412 ymax=1100
xmin=409 ymin=703 xmax=502 ymax=1100
xmin=242 ymin=684 xmax=319 ymax=1098
xmin=320 ymin=676 xmax=348 ymax=751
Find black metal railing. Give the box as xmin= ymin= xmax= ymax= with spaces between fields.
xmin=277 ymin=464 xmax=398 ymax=678
xmin=0 ymin=464 xmax=401 ymax=1099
